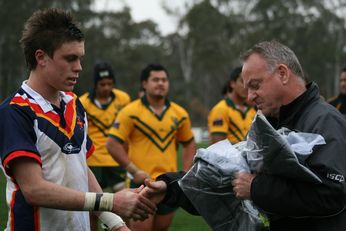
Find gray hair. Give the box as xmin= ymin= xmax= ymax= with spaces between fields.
xmin=241 ymin=40 xmax=305 ymax=81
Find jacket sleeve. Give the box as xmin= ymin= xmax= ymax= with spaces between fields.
xmin=156 ymin=171 xmax=200 ymax=215
xmin=251 ymin=110 xmax=346 ymax=217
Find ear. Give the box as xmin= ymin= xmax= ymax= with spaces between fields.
xmin=35 ymin=49 xmax=48 ymax=67
xmin=230 ymin=80 xmax=236 ymax=89
xmin=277 ymin=64 xmax=289 ymax=85
xmin=141 ymin=80 xmax=147 ymax=90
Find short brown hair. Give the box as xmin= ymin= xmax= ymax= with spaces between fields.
xmin=20 ymin=8 xmax=84 ymax=70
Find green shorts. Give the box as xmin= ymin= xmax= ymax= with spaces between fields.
xmin=130 ymin=181 xmax=177 ymax=215
xmin=90 ymin=166 xmax=126 ymax=190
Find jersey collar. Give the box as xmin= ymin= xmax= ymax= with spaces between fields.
xmin=21 ymin=81 xmax=74 ymax=113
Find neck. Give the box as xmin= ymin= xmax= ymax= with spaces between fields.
xmin=146 ymin=95 xmax=166 ymax=115
xmin=96 ymin=93 xmax=111 ymax=104
xmin=27 ymin=72 xmax=60 ymax=106
xmin=282 ymin=78 xmax=306 ymax=105
xmin=229 ymin=93 xmax=246 ymax=108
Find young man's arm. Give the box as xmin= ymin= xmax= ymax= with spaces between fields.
xmin=11 ymin=157 xmax=156 ymax=220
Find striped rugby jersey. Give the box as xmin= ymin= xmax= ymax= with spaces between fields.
xmin=80 ymin=89 xmax=130 ymax=167
xmin=109 ymin=96 xmax=194 ymax=180
xmin=0 ymin=81 xmax=94 ymax=231
xmin=208 ymin=98 xmax=256 ymax=144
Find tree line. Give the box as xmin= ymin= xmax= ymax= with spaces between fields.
xmin=1 ymin=0 xmax=346 ymax=126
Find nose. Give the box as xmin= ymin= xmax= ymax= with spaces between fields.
xmin=247 ymin=89 xmax=257 ymax=103
xmin=73 ymin=60 xmax=82 ymax=73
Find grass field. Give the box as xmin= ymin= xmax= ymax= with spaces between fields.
xmin=0 ymin=142 xmax=212 ymax=230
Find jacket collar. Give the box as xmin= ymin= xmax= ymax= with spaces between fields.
xmin=268 ymin=82 xmax=320 ymax=129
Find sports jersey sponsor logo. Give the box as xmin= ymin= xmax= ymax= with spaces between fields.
xmin=213 ymin=118 xmax=223 ymax=126
xmin=63 ymin=142 xmax=81 ymax=154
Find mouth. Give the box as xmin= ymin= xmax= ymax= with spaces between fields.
xmin=67 ymin=77 xmax=78 ymax=85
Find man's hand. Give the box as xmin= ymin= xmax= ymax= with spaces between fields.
xmin=232 ymin=172 xmax=256 ymax=200
xmin=112 ymin=226 xmax=130 ymax=231
xmin=112 ymin=187 xmax=156 ymax=221
xmin=132 ymin=170 xmax=150 ymax=185
xmin=140 ymin=179 xmax=167 ymax=204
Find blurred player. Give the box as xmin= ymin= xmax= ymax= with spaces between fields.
xmin=80 ymin=61 xmax=131 ymax=230
xmin=106 ymin=64 xmax=196 ymax=231
xmin=208 ymin=66 xmax=256 ymax=144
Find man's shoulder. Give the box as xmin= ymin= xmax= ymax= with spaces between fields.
xmin=169 ymin=101 xmax=189 ymax=115
xmin=113 ymin=88 xmax=130 ymax=101
xmin=119 ymin=98 xmax=142 ymax=113
xmin=79 ymin=92 xmax=90 ymax=101
xmin=209 ymin=99 xmax=228 ymax=114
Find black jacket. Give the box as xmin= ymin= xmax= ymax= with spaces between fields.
xmin=158 ymin=82 xmax=346 ymax=231
xmin=251 ymin=82 xmax=346 ymax=231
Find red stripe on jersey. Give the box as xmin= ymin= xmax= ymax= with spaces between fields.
xmin=34 ymin=207 xmax=40 ymax=231
xmin=63 ymin=94 xmax=77 ymax=134
xmin=11 ymin=93 xmax=80 ymax=139
xmin=3 ymin=151 xmax=42 ymax=176
xmin=86 ymin=144 xmax=95 ymax=159
xmin=10 ymin=186 xmax=19 ymax=230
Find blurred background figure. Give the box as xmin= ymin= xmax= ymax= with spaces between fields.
xmin=80 ymin=61 xmax=131 ymax=231
xmin=208 ymin=66 xmax=256 ymax=144
xmin=106 ymin=64 xmax=196 ymax=231
xmin=328 ymin=67 xmax=346 ymax=115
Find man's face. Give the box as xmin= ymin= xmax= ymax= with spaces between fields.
xmin=95 ymin=78 xmax=114 ymax=98
xmin=43 ymin=41 xmax=84 ymax=92
xmin=142 ymin=70 xmax=169 ymax=99
xmin=242 ymin=53 xmax=285 ymax=117
xmin=231 ymin=76 xmax=248 ymax=100
xmin=340 ymin=71 xmax=346 ymax=95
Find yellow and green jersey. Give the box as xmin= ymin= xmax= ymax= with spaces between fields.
xmin=109 ymin=96 xmax=194 ymax=179
xmin=208 ymin=98 xmax=256 ymax=144
xmin=80 ymin=89 xmax=130 ymax=166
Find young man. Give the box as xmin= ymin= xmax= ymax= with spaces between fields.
xmin=80 ymin=62 xmax=131 ymax=230
xmin=0 ymin=9 xmax=155 ymax=231
xmin=106 ymin=64 xmax=196 ymax=231
xmin=143 ymin=41 xmax=346 ymax=231
xmin=328 ymin=67 xmax=346 ymax=115
xmin=208 ymin=66 xmax=256 ymax=144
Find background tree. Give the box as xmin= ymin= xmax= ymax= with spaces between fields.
xmin=1 ymin=0 xmax=346 ymax=126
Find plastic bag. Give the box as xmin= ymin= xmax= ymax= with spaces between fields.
xmin=179 ymin=112 xmax=325 ymax=231
xmin=179 ymin=140 xmax=264 ymax=231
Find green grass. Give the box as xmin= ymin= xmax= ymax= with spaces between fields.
xmin=0 ymin=142 xmax=212 ymax=230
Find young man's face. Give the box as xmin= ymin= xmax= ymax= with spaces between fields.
xmin=95 ymin=78 xmax=114 ymax=98
xmin=340 ymin=71 xmax=346 ymax=95
xmin=43 ymin=41 xmax=84 ymax=92
xmin=242 ymin=53 xmax=285 ymax=117
xmin=142 ymin=70 xmax=169 ymax=99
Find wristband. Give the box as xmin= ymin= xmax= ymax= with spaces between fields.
xmin=83 ymin=192 xmax=114 ymax=211
xmin=125 ymin=162 xmax=139 ymax=175
xmin=99 ymin=212 xmax=126 ymax=230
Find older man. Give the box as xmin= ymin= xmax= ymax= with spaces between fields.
xmin=143 ymin=41 xmax=346 ymax=231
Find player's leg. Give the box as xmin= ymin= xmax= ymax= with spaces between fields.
xmin=104 ymin=166 xmax=127 ymax=192
xmin=130 ymin=215 xmax=154 ymax=231
xmin=152 ymin=203 xmax=176 ymax=231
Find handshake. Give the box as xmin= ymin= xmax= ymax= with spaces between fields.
xmin=106 ymin=179 xmax=167 ymax=231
